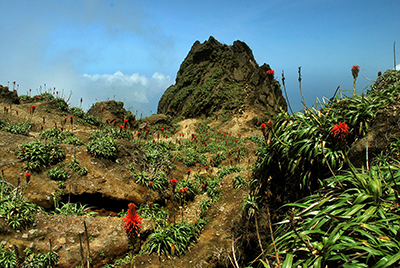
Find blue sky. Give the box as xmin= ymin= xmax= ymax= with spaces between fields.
xmin=1 ymin=0 xmax=399 ymax=115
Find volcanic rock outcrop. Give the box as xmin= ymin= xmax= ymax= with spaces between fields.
xmin=157 ymin=36 xmax=287 ymax=119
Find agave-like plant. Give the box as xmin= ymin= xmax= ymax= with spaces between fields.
xmin=265 ymin=160 xmax=400 ymax=267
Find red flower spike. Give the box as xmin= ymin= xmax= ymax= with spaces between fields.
xmin=331 ymin=122 xmax=350 ymax=140
xmin=149 ymin=181 xmax=153 ymax=187
xmin=171 ymin=178 xmax=177 ymax=186
xmin=25 ymin=173 xmax=31 ymax=183
xmin=31 ymin=105 xmax=36 ymax=114
xmin=123 ymin=203 xmax=142 ymax=238
xmin=266 ymin=70 xmax=275 ymax=76
xmin=148 ymin=202 xmax=153 ymax=210
xmin=352 ymin=65 xmax=360 ymax=79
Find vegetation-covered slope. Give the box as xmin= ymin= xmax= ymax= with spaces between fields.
xmin=157 ymin=36 xmax=287 ymax=120
xmin=239 ymin=69 xmax=400 ymax=267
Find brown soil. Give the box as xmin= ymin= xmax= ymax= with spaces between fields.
xmin=0 ymin=94 xmax=261 ymax=267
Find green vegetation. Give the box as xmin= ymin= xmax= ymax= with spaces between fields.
xmin=0 ymin=247 xmax=58 ymax=267
xmin=140 ymin=218 xmax=206 ymax=257
xmin=68 ymin=157 xmax=88 ymax=176
xmin=48 ymin=166 xmax=68 ymax=181
xmin=250 ymin=70 xmax=400 ymax=267
xmin=1 ymin=122 xmax=31 ymax=135
xmin=53 ymin=201 xmax=95 ymax=216
xmin=18 ymin=141 xmax=65 ymax=172
xmin=87 ymin=136 xmax=118 ymax=159
xmin=0 ymin=178 xmax=40 ymax=229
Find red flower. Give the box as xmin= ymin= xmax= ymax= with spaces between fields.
xmin=331 ymin=122 xmax=350 ymax=140
xmin=352 ymin=65 xmax=360 ymax=79
xmin=183 ymin=187 xmax=187 ymax=192
xmin=25 ymin=173 xmax=31 ymax=183
xmin=194 ymin=220 xmax=197 ymax=225
xmin=31 ymin=105 xmax=36 ymax=114
xmin=80 ymin=98 xmax=83 ymax=103
xmin=187 ymin=170 xmax=191 ymax=175
xmin=201 ymin=183 xmax=205 ymax=188
xmin=70 ymin=115 xmax=73 ymax=125
xmin=266 ymin=70 xmax=275 ymax=76
xmin=205 ymin=166 xmax=209 ymax=170
xmin=148 ymin=202 xmax=153 ymax=210
xmin=171 ymin=178 xmax=177 ymax=186
xmin=123 ymin=203 xmax=142 ymax=238
xmin=149 ymin=181 xmax=153 ymax=187
xmin=260 ymin=123 xmax=266 ymax=130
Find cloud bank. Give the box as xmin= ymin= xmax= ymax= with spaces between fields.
xmin=79 ymin=71 xmax=173 ymax=113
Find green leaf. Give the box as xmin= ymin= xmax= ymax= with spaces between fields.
xmin=371 ymin=252 xmax=400 ymax=268
xmin=281 ymin=253 xmax=294 ymax=268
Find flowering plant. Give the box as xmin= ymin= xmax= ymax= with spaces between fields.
xmin=266 ymin=70 xmax=275 ymax=76
xmin=331 ymin=122 xmax=350 ymax=141
xmin=123 ymin=203 xmax=142 ymax=238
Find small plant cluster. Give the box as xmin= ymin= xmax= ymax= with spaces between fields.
xmin=1 ymin=121 xmax=32 ymax=135
xmin=48 ymin=166 xmax=68 ymax=181
xmin=87 ymin=135 xmax=118 ymax=160
xmin=53 ymin=200 xmax=95 ymax=216
xmin=70 ymin=107 xmax=103 ymax=127
xmin=40 ymin=127 xmax=84 ymax=145
xmin=18 ymin=140 xmax=65 ymax=172
xmin=89 ymin=126 xmax=133 ymax=141
xmin=0 ymin=178 xmax=40 ymax=229
xmin=129 ymin=141 xmax=175 ymax=191
xmin=0 ymin=246 xmax=58 ymax=267
xmin=140 ymin=218 xmax=206 ymax=257
xmin=137 ymin=202 xmax=170 ymax=227
xmin=68 ymin=157 xmax=88 ymax=176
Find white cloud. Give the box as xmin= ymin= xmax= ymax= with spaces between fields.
xmin=396 ymin=64 xmax=400 ymax=70
xmin=79 ymin=71 xmax=173 ymax=113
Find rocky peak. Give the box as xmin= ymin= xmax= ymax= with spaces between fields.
xmin=158 ymin=36 xmax=287 ymax=120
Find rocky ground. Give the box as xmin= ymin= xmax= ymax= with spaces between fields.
xmin=0 ymin=90 xmax=261 ymax=267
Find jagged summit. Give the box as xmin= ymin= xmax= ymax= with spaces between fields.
xmin=157 ymin=36 xmax=287 ymax=120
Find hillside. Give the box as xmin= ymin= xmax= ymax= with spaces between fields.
xmin=1 ymin=39 xmax=400 ymax=267
xmin=0 ymin=81 xmax=261 ymax=267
